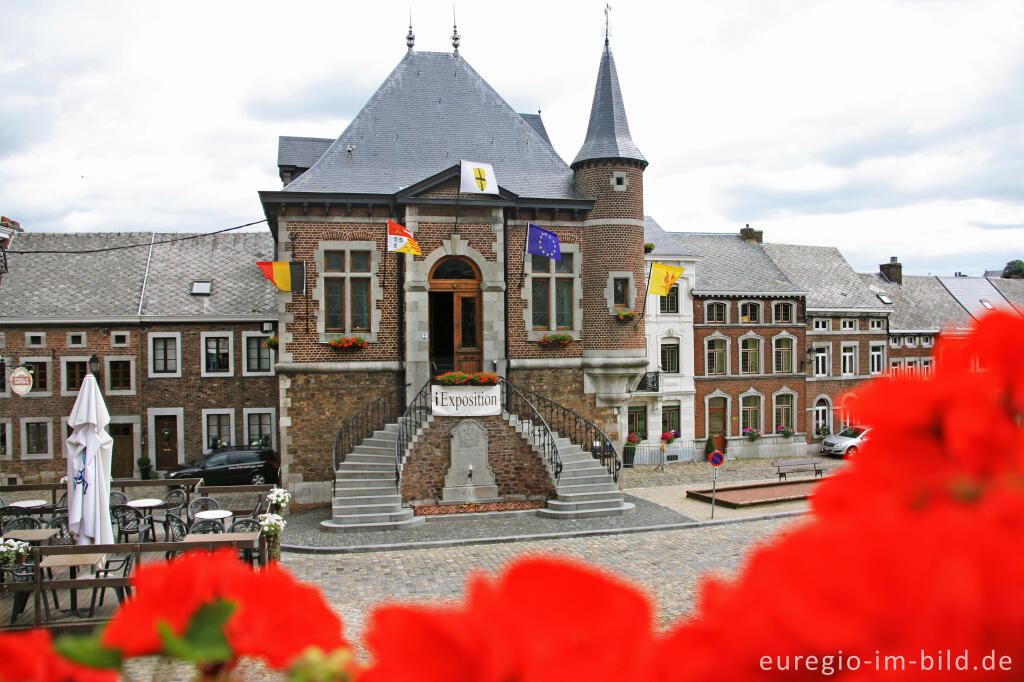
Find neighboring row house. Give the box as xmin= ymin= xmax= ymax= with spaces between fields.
xmin=0 ymin=232 xmax=278 ymax=483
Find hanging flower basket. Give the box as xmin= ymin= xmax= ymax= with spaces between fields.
xmin=329 ymin=336 xmax=368 ymax=350
xmin=263 ymin=336 xmax=278 ymax=351
xmin=538 ymin=333 xmax=573 ymax=348
xmin=616 ymin=310 xmax=636 ymax=321
xmin=435 ymin=371 xmax=500 ymax=386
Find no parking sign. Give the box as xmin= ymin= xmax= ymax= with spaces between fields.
xmin=709 ymin=450 xmax=723 ymax=517
xmin=709 ymin=450 xmax=724 ymax=466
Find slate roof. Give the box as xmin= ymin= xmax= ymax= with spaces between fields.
xmin=519 ymin=113 xmax=553 ymax=147
xmin=858 ymin=273 xmax=973 ymax=331
xmin=643 ymin=217 xmax=697 ymax=258
xmin=669 ymin=233 xmax=804 ymax=295
xmin=0 ymin=232 xmax=276 ymax=320
xmin=572 ymin=42 xmax=646 ymax=167
xmin=936 ymin=275 xmax=1017 ymax=318
xmin=762 ymin=243 xmax=887 ymax=311
xmin=279 ymin=51 xmax=581 ymax=200
xmin=278 ymin=136 xmax=332 ymax=170
xmin=988 ymin=277 xmax=1024 ymax=314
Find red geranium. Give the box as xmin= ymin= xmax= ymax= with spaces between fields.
xmin=0 ymin=629 xmax=118 ymax=682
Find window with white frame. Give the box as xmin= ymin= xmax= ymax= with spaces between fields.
xmin=706 ymin=301 xmax=726 ymax=323
xmin=201 ymin=332 xmax=233 ymax=377
xmin=773 ymin=336 xmax=793 ymax=373
xmin=921 ymin=335 xmax=934 ymax=348
xmin=889 ymin=358 xmax=904 ymax=374
xmin=739 ymin=301 xmax=761 ymax=323
xmin=659 ymin=284 xmax=679 ymax=314
xmin=740 ymin=395 xmax=761 ymax=433
xmin=814 ymin=346 xmax=830 ymax=377
xmin=905 ymin=358 xmax=920 ymax=375
xmin=244 ymin=409 xmax=275 ymax=449
xmin=67 ymin=331 xmax=87 ymax=348
xmin=706 ymin=338 xmax=726 ymax=375
xmin=870 ymin=319 xmax=885 ymax=330
xmin=813 ymin=398 xmax=831 ymax=437
xmin=773 ymin=301 xmax=794 ymax=324
xmin=25 ymin=332 xmax=45 ymax=348
xmin=0 ymin=420 xmax=10 ymax=460
xmin=61 ymin=357 xmax=89 ymax=396
xmin=532 ymin=253 xmax=576 ymax=330
xmin=812 ymin=318 xmax=830 ymax=331
xmin=21 ymin=357 xmax=51 ymax=396
xmin=243 ymin=332 xmax=274 ymax=376
xmin=841 ymin=319 xmax=856 ymax=331
xmin=774 ymin=393 xmax=794 ymax=431
xmin=106 ymin=357 xmax=134 ymax=394
xmin=841 ymin=344 xmax=857 ymax=376
xmin=904 ymin=335 xmax=917 ymax=348
xmin=149 ymin=333 xmax=181 ymax=378
xmin=202 ymin=410 xmax=234 ymax=451
xmin=890 ymin=336 xmax=902 ymax=348
xmin=921 ymin=358 xmax=933 ymax=376
xmin=21 ymin=418 xmax=52 ymax=459
xmin=110 ymin=331 xmax=131 ymax=346
xmin=740 ymin=337 xmax=761 ymax=374
xmin=316 ymin=242 xmax=381 ymax=342
xmin=869 ymin=343 xmax=885 ymax=375
xmin=604 ymin=269 xmax=635 ymax=315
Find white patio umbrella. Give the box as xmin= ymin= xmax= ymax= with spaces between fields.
xmin=65 ymin=373 xmax=115 ymax=545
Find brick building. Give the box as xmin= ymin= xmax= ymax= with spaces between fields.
xmin=0 ymin=232 xmax=278 ymax=483
xmin=257 ymin=34 xmax=649 ymax=508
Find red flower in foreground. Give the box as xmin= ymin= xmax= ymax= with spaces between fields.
xmin=0 ymin=629 xmax=118 ymax=682
xmin=363 ymin=556 xmax=656 ymax=682
xmin=102 ymin=549 xmax=348 ymax=669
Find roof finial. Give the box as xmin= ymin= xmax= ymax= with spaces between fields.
xmin=604 ymin=3 xmax=611 ymax=46
xmin=406 ymin=10 xmax=415 ymax=51
xmin=451 ymin=6 xmax=461 ymax=54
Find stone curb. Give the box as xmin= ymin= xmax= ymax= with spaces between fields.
xmin=280 ymin=508 xmax=808 ymax=555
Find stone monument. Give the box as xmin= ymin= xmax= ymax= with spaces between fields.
xmin=442 ymin=419 xmax=500 ymax=504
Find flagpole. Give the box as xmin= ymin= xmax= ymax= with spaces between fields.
xmin=519 ymin=223 xmax=529 ymax=289
xmin=636 ymin=261 xmax=653 ymax=323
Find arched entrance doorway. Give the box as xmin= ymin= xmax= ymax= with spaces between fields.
xmin=429 ymin=257 xmax=482 ymax=374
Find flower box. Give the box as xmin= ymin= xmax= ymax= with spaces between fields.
xmin=538 ymin=333 xmax=573 ymax=348
xmin=329 ymin=336 xmax=368 ymax=350
xmin=435 ymin=371 xmax=499 ymax=386
xmin=615 ymin=310 xmax=636 ymax=321
xmin=263 ymin=336 xmax=278 ymax=351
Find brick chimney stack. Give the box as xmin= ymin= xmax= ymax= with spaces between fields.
xmin=739 ymin=224 xmax=763 ymax=244
xmin=880 ymin=256 xmax=903 ymax=285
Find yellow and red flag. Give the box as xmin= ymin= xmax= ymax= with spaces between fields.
xmin=257 ymin=261 xmax=306 ymax=292
xmin=387 ymin=219 xmax=421 ymax=256
xmin=649 ymin=263 xmax=684 ymax=296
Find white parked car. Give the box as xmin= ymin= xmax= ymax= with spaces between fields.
xmin=820 ymin=426 xmax=871 ymax=457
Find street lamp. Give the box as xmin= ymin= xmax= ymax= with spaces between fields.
xmin=88 ymin=354 xmax=100 ymax=376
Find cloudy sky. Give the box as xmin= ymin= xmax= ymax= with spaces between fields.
xmin=2 ymin=0 xmax=1022 ymax=275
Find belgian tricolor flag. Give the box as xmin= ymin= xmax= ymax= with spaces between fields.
xmin=257 ymin=261 xmax=306 ymax=293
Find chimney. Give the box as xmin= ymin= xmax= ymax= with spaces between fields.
xmin=880 ymin=256 xmax=902 ymax=285
xmin=739 ymin=224 xmax=763 ymax=244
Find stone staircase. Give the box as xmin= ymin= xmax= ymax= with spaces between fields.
xmin=321 ymin=410 xmax=632 ymax=532
xmin=319 ymin=423 xmax=424 ymax=533
xmin=505 ymin=415 xmax=635 ymax=519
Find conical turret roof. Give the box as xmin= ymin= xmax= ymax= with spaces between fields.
xmin=572 ymin=41 xmax=646 ymax=168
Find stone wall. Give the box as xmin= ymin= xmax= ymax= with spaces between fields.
xmin=508 ymin=367 xmax=620 ymax=441
xmin=400 ymin=415 xmax=554 ymax=504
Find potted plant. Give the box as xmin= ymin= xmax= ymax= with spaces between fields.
xmin=742 ymin=427 xmax=761 ymax=442
xmin=0 ymin=539 xmax=29 ymax=566
xmin=263 ymin=336 xmax=278 ymax=351
xmin=776 ymin=425 xmax=793 ymax=438
xmin=330 ymin=336 xmax=368 ymax=350
xmin=704 ymin=436 xmax=719 ymax=461
xmin=816 ymin=425 xmax=831 ymax=440
xmin=258 ymin=513 xmax=287 ymax=562
xmin=644 ymin=243 xmax=655 ymax=254
xmin=137 ymin=455 xmax=152 ymax=480
xmin=616 ymin=309 xmax=636 ymax=321
xmin=538 ymin=333 xmax=573 ymax=348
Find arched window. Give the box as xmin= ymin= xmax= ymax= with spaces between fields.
xmin=706 ymin=302 xmax=726 ymax=323
xmin=741 ymin=395 xmax=761 ymax=433
xmin=740 ymin=302 xmax=760 ymax=323
xmin=773 ymin=302 xmax=793 ymax=324
xmin=773 ymin=337 xmax=793 ymax=373
xmin=706 ymin=338 xmax=726 ymax=375
xmin=813 ymin=397 xmax=832 ymax=437
xmin=774 ymin=394 xmax=794 ymax=431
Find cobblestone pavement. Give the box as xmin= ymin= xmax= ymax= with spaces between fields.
xmin=619 ymin=457 xmax=845 ymax=488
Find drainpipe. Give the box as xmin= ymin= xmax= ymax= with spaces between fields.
xmin=503 ymin=207 xmax=510 ymax=379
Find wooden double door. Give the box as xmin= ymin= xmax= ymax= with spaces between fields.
xmin=429 ymin=257 xmax=483 ymax=374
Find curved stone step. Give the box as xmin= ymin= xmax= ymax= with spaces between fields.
xmin=536 ymin=502 xmax=635 ymax=519
xmin=320 ymin=514 xmax=425 ymax=532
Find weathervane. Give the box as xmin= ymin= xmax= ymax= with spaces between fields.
xmin=406 ymin=10 xmax=415 ymax=51
xmin=604 ymin=3 xmax=611 ymax=46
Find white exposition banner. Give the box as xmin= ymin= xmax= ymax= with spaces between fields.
xmin=431 ymin=385 xmax=501 ymax=417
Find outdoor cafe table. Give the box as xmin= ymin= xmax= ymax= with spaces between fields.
xmin=39 ymin=552 xmax=104 ymax=616
xmin=182 ymin=531 xmax=259 ymax=545
xmin=1 ymin=528 xmax=58 ymax=543
xmin=10 ymin=499 xmax=47 ymax=509
xmin=128 ymin=498 xmax=163 ymax=539
xmin=195 ymin=509 xmax=233 ymax=525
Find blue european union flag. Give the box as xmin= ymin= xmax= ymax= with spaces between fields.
xmin=526 ymin=223 xmax=561 ymax=261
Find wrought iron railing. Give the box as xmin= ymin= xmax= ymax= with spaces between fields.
xmin=635 ymin=371 xmax=660 ymax=392
xmin=394 ymin=379 xmax=433 ymax=492
xmin=331 ymin=384 xmax=408 ymax=496
xmin=502 ymin=380 xmax=622 ymax=482
xmin=498 ymin=378 xmax=563 ymax=485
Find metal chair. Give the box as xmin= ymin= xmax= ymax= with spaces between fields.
xmin=0 ymin=506 xmax=28 ymax=524
xmin=3 ymin=561 xmax=51 ymax=625
xmin=248 ymin=496 xmax=267 ymax=519
xmin=187 ymin=497 xmax=220 ymax=526
xmin=152 ymin=489 xmax=188 ymax=540
xmin=163 ymin=513 xmax=188 ymax=559
xmin=1 ymin=516 xmax=42 ymax=533
xmin=229 ymin=517 xmax=262 ymax=564
xmin=86 ymin=553 xmax=134 ymax=617
xmin=109 ymin=490 xmax=128 ymax=507
xmin=188 ymin=519 xmax=224 ymax=535
xmin=110 ymin=504 xmax=154 ymax=543
xmin=44 ymin=515 xmax=74 ymax=609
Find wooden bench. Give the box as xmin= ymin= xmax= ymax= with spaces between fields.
xmin=771 ymin=459 xmax=826 ymax=481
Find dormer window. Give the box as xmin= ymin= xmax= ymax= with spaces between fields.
xmin=191 ymin=281 xmax=213 ymax=296
xmin=980 ymin=299 xmax=995 ymax=310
